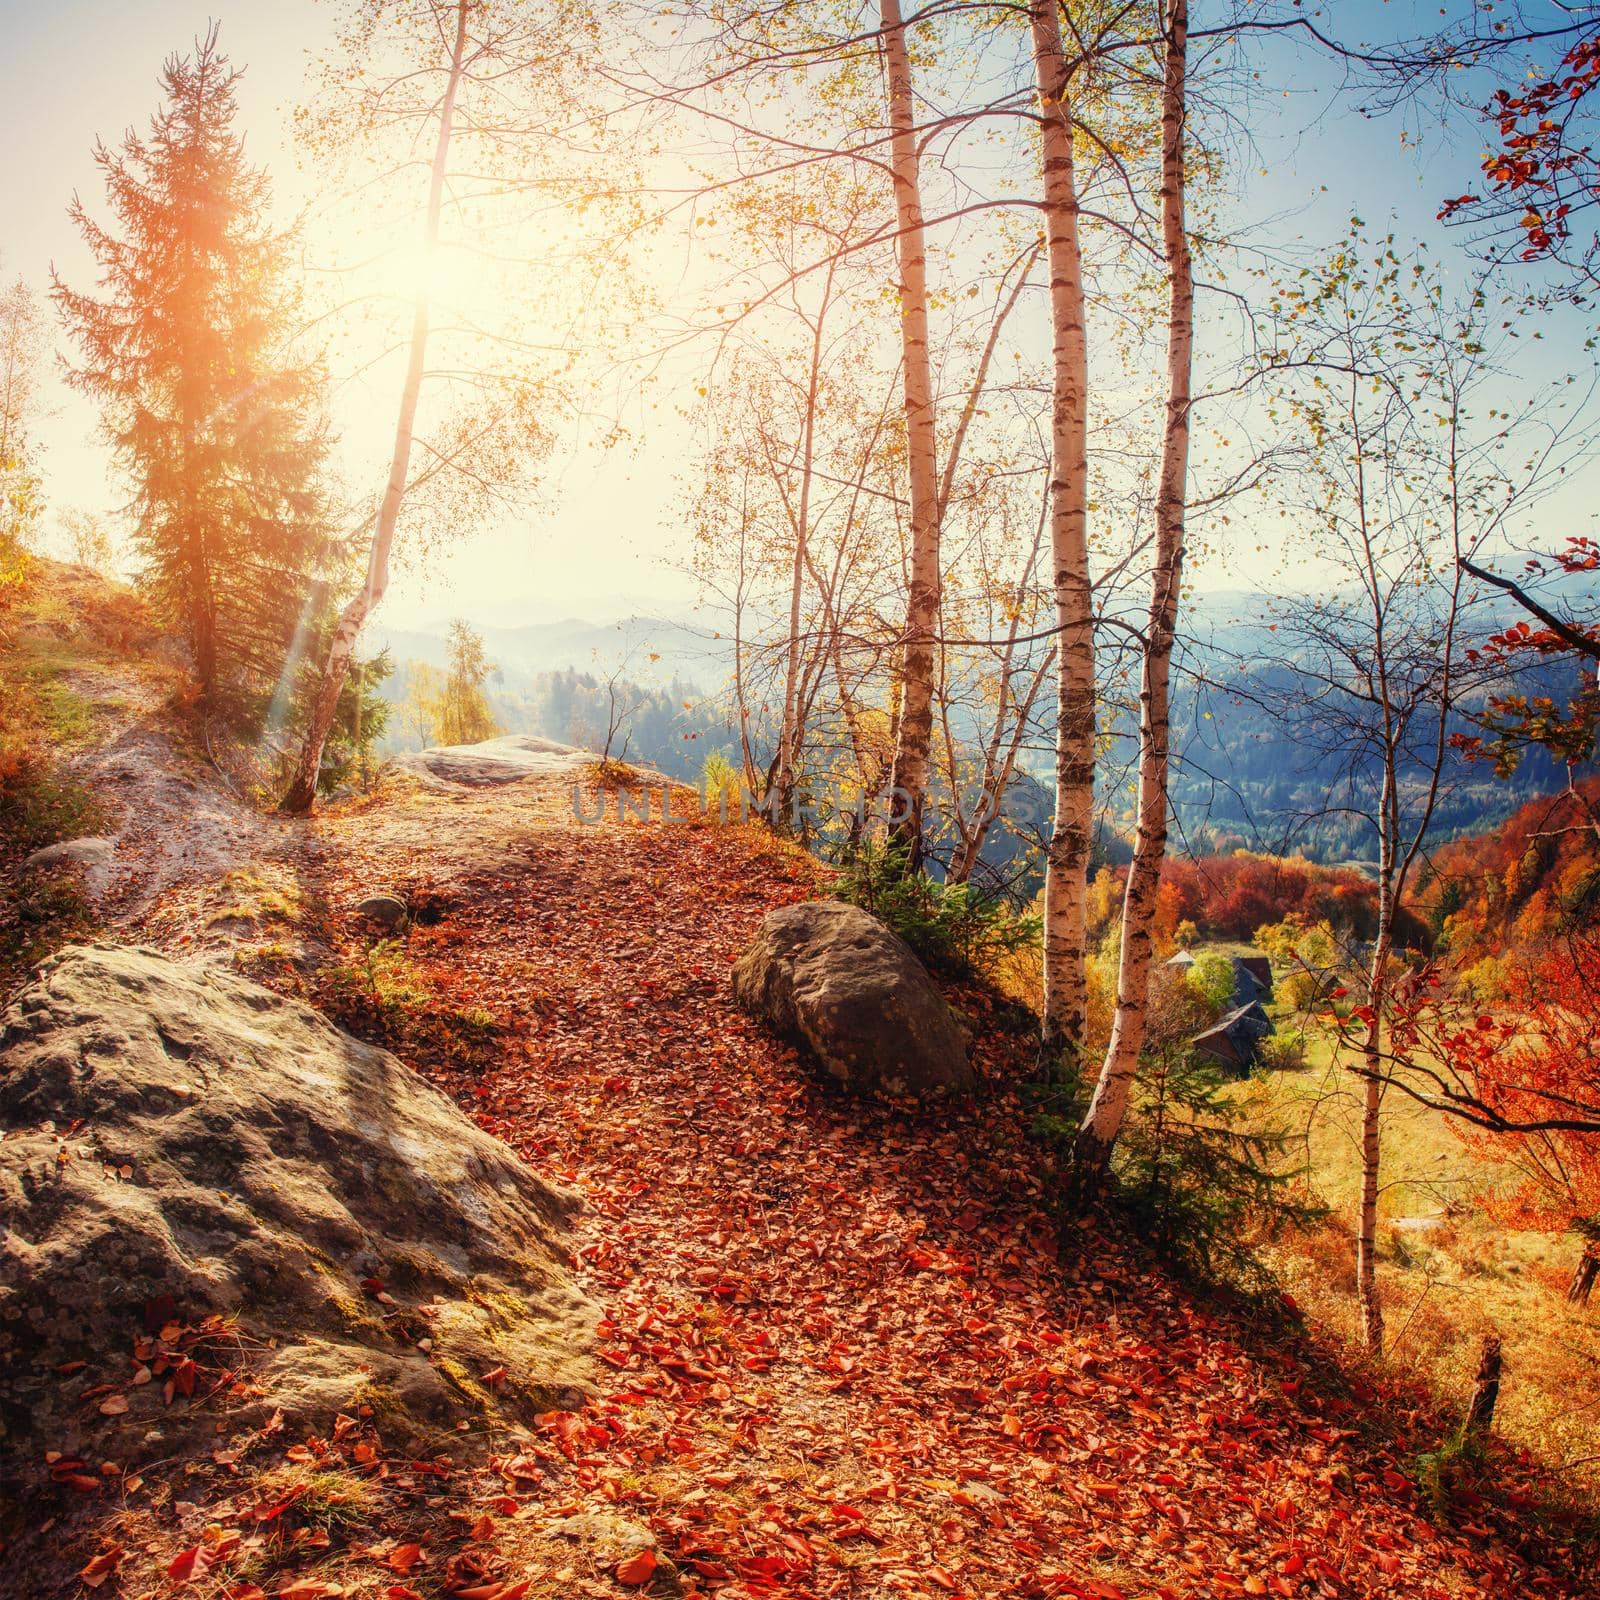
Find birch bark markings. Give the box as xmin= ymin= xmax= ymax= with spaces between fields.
xmin=1030 ymin=0 xmax=1096 ymax=1064
xmin=1075 ymin=0 xmax=1192 ymax=1181
xmin=281 ymin=0 xmax=469 ymax=814
xmin=880 ymin=0 xmax=943 ymax=860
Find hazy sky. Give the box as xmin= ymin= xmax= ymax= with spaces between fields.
xmin=3 ymin=1 xmax=1592 ymax=630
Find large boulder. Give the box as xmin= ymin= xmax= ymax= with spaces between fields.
xmin=0 ymin=945 xmax=594 ymax=1485
xmin=731 ymin=901 xmax=972 ymax=1098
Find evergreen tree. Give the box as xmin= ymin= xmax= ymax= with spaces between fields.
xmin=320 ymin=648 xmax=394 ymax=793
xmin=53 ymin=26 xmax=330 ymax=720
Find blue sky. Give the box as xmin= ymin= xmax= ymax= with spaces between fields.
xmin=2 ymin=0 xmax=1593 ymax=629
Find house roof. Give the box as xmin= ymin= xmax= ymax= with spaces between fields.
xmin=1194 ymin=1001 xmax=1272 ymax=1047
xmin=1234 ymin=954 xmax=1273 ymax=989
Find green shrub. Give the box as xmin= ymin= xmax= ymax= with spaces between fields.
xmin=1256 ymin=1028 xmax=1307 ymax=1072
xmin=319 ymin=938 xmax=502 ymax=1070
xmin=1028 ymin=1050 xmax=1093 ymax=1162
xmin=701 ymin=750 xmax=742 ymax=809
xmin=1414 ymin=1427 xmax=1489 ymax=1521
xmin=829 ymin=838 xmax=1039 ymax=976
xmin=1111 ymin=1044 xmax=1322 ymax=1293
xmin=1185 ymin=948 xmax=1237 ymax=1015
xmin=318 ymin=649 xmax=393 ymax=794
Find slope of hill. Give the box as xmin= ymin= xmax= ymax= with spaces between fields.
xmin=1160 ymin=592 xmax=1592 ymax=864
xmin=4 ymin=565 xmax=1594 ymax=1598
xmin=1416 ymin=776 xmax=1600 ymax=974
xmin=0 ymin=560 xmax=299 ymax=993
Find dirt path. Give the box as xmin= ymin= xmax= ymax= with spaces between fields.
xmin=13 ymin=760 xmax=1587 ymax=1599
xmin=141 ymin=775 xmax=1584 ymax=1600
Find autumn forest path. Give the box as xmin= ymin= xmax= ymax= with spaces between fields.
xmin=60 ymin=761 xmax=1597 ymax=1599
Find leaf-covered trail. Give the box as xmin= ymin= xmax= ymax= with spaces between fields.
xmin=270 ymin=786 xmax=1580 ymax=1600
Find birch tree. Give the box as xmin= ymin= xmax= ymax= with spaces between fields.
xmin=1255 ymin=234 xmax=1591 ymax=1349
xmin=282 ymin=0 xmax=604 ymax=811
xmin=1030 ymin=0 xmax=1097 ymax=1064
xmin=879 ymin=0 xmax=943 ymax=858
xmin=279 ymin=0 xmax=469 ymax=812
xmin=1074 ymin=0 xmax=1193 ymax=1187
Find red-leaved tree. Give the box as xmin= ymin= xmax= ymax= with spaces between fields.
xmin=1367 ymin=931 xmax=1600 ymax=1303
xmin=1437 ymin=21 xmax=1600 ymax=288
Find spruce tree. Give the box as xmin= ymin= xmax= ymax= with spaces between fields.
xmin=54 ymin=26 xmax=329 ymax=720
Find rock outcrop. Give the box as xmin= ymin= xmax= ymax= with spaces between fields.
xmin=399 ymin=734 xmax=595 ymax=789
xmin=22 ymin=838 xmax=116 ymax=873
xmin=0 ymin=945 xmax=594 ymax=1480
xmin=731 ymin=901 xmax=972 ymax=1098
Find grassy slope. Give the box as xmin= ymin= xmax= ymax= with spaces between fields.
xmin=0 ymin=560 xmax=167 ymax=987
xmin=1237 ymin=1019 xmax=1600 ymax=1494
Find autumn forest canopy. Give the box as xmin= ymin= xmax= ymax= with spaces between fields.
xmin=3 ymin=2 xmax=1600 ymax=1597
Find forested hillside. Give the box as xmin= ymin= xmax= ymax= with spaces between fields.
xmin=5 ymin=3 xmax=1600 ymax=1598
xmin=1418 ymin=777 xmax=1600 ymax=976
xmin=373 ymin=593 xmax=1594 ymax=868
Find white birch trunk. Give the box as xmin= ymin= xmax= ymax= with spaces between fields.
xmin=881 ymin=0 xmax=942 ymax=859
xmin=280 ymin=0 xmax=469 ymax=814
xmin=774 ymin=273 xmax=833 ymax=830
xmin=1031 ymin=0 xmax=1095 ymax=1062
xmin=1074 ymin=0 xmax=1192 ymax=1181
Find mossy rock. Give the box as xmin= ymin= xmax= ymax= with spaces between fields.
xmin=0 ymin=945 xmax=595 ymax=1510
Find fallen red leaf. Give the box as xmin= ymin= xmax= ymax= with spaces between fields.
xmin=385 ymin=1543 xmax=424 ymax=1575
xmin=79 ymin=1547 xmax=123 ymax=1589
xmin=616 ymin=1550 xmax=657 ymax=1586
xmin=168 ymin=1546 xmax=204 ymax=1585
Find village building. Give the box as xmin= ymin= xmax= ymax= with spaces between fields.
xmin=1167 ymin=947 xmax=1278 ymax=1074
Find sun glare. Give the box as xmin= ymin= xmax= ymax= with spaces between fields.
xmin=376 ymin=240 xmax=505 ymax=325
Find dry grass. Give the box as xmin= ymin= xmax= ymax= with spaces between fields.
xmin=1238 ymin=1024 xmax=1600 ymax=1492
xmin=202 ymin=865 xmax=306 ymax=931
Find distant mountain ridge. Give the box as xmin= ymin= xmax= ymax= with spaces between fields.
xmin=372 ymin=614 xmax=728 ymax=694
xmin=372 ymin=582 xmax=1596 ymax=865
